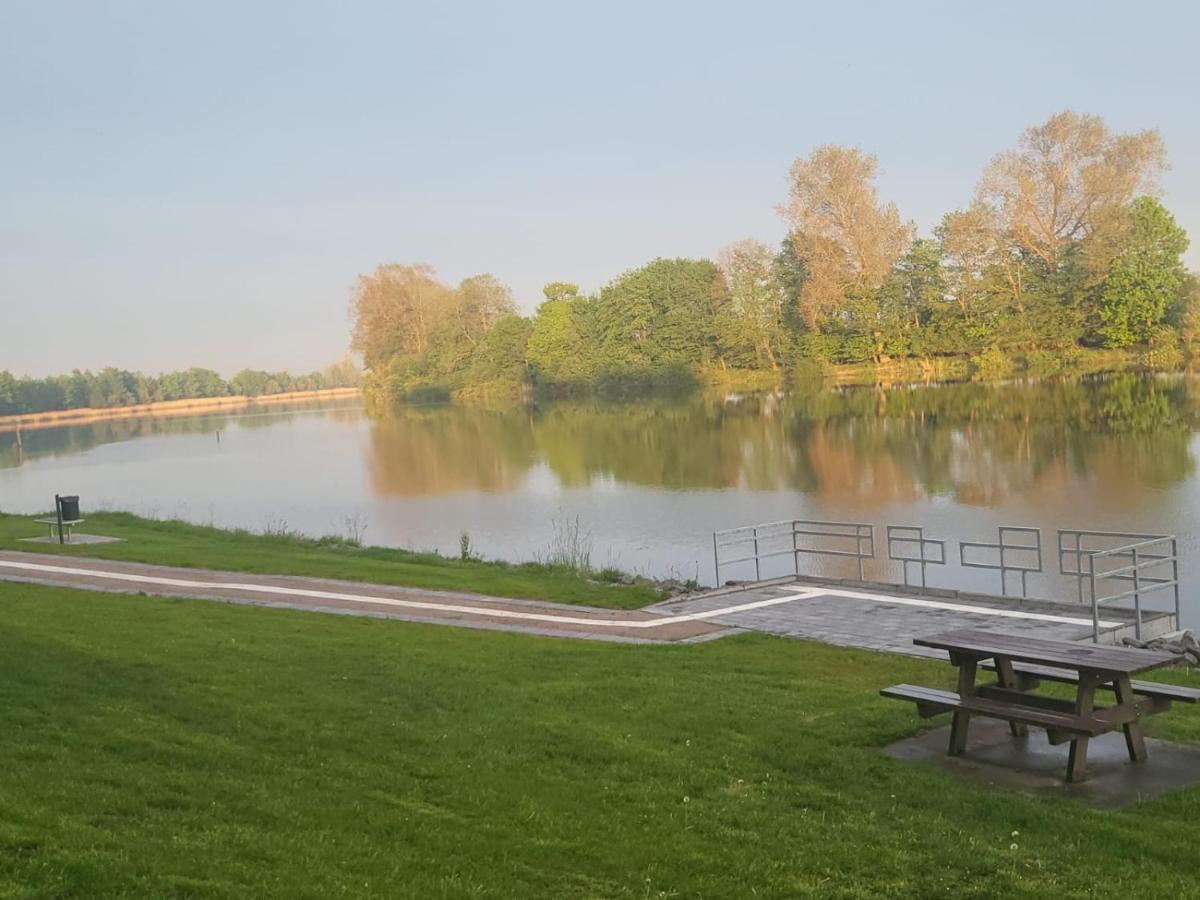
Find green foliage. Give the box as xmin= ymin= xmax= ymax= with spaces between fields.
xmin=970 ymin=347 xmax=1016 ymax=381
xmin=1098 ymin=197 xmax=1190 ymax=348
xmin=1138 ymin=326 xmax=1184 ymax=371
xmin=350 ymin=199 xmax=1195 ymax=408
xmin=597 ymin=257 xmax=727 ymax=369
xmin=526 ymin=298 xmax=589 ymax=386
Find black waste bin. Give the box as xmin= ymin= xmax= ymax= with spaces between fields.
xmin=57 ymin=495 xmax=80 ymax=521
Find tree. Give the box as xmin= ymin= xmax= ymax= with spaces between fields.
xmin=1098 ymin=197 xmax=1190 ymax=347
xmin=455 ymin=274 xmax=516 ymax=348
xmin=527 ymin=294 xmax=588 ymax=385
xmin=322 ymin=356 xmax=363 ymax=388
xmin=596 ymin=258 xmax=726 ymax=369
xmin=773 ymin=235 xmax=808 ymax=328
xmin=978 ymin=111 xmax=1165 ymax=274
xmin=0 ymin=371 xmax=15 ymax=416
xmin=780 ymin=145 xmax=914 ymax=327
xmin=717 ymin=238 xmax=785 ymax=369
xmin=1173 ymin=274 xmax=1200 ymax=347
xmin=467 ymin=314 xmax=533 ymax=390
xmin=541 ymin=282 xmax=580 ymax=303
xmin=349 ymin=264 xmax=455 ymax=369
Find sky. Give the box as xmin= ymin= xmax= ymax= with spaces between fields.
xmin=3 ymin=0 xmax=1200 ymax=377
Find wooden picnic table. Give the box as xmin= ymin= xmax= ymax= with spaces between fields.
xmin=882 ymin=628 xmax=1196 ymax=782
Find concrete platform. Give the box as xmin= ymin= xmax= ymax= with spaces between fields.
xmin=19 ymin=534 xmax=123 ymax=546
xmin=652 ymin=577 xmax=1177 ymax=657
xmin=886 ymin=718 xmax=1200 ymax=809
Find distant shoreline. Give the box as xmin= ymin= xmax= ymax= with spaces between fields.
xmin=0 ymin=387 xmax=362 ymax=433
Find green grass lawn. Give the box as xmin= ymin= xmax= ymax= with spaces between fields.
xmin=1 ymin=579 xmax=1198 ymax=898
xmin=0 ymin=512 xmax=660 ymax=609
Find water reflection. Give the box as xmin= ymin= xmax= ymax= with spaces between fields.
xmin=362 ymin=374 xmax=1199 ymax=505
xmin=0 ymin=399 xmax=364 ymax=470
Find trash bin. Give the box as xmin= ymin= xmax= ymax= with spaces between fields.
xmin=57 ymin=495 xmax=80 ymax=521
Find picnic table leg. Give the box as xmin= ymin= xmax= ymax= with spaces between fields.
xmin=948 ymin=655 xmax=977 ymax=756
xmin=1113 ymin=675 xmax=1148 ymax=763
xmin=994 ymin=656 xmax=1029 ymax=738
xmin=1066 ymin=672 xmax=1098 ymax=783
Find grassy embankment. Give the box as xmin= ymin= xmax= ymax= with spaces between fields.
xmin=0 ymin=575 xmax=1198 ymax=897
xmin=0 ymin=511 xmax=662 ymax=609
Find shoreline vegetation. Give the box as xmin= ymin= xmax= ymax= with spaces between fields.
xmin=347 ymin=111 xmax=1199 ymax=411
xmin=0 ymin=386 xmax=362 ymax=433
xmin=0 ymin=356 xmax=362 ymax=423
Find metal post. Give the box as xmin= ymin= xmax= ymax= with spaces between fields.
xmin=1172 ymin=539 xmax=1181 ymax=626
xmin=712 ymin=532 xmax=721 ymax=587
xmin=1089 ymin=555 xmax=1099 ymax=643
xmin=1080 ymin=535 xmax=1089 ymax=607
xmin=752 ymin=527 xmax=760 ymax=582
xmin=856 ymin=527 xmax=866 ymax=581
xmin=54 ymin=493 xmax=64 ymax=545
xmin=1132 ymin=546 xmax=1142 ymax=641
xmin=792 ymin=521 xmax=799 ymax=577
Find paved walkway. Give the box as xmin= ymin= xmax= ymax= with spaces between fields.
xmin=0 ymin=551 xmax=755 ymax=644
xmin=0 ymin=552 xmax=1161 ymax=652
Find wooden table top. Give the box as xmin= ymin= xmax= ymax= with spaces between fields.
xmin=914 ymin=628 xmax=1177 ymax=675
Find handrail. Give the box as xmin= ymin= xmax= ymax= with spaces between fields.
xmin=959 ymin=526 xmax=1043 ymax=598
xmin=1058 ymin=530 xmax=1180 ymax=642
xmin=713 ymin=519 xmax=874 ymax=584
xmin=886 ymin=525 xmax=946 ymax=588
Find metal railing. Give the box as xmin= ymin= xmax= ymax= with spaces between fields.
xmin=710 ymin=520 xmax=1183 ymax=643
xmin=712 ymin=519 xmax=874 ymax=585
xmin=959 ymin=527 xmax=1043 ymax=598
xmin=1058 ymin=530 xmax=1181 ymax=641
xmin=886 ymin=525 xmax=946 ymax=588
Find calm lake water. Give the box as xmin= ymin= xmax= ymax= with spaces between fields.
xmin=2 ymin=374 xmax=1198 ymax=624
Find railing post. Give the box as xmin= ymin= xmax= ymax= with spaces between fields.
xmin=1089 ymin=554 xmax=1100 ymax=643
xmin=713 ymin=532 xmax=721 ymax=587
xmin=1172 ymin=539 xmax=1181 ymax=627
xmin=752 ymin=527 xmax=760 ymax=582
xmin=792 ymin=521 xmax=799 ymax=577
xmin=1132 ymin=546 xmax=1142 ymax=641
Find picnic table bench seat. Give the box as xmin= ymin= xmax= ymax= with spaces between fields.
xmin=979 ymin=660 xmax=1200 ymax=704
xmin=881 ymin=684 xmax=1105 ymax=739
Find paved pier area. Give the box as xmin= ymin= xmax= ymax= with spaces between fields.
xmin=651 ymin=578 xmax=1170 ymax=656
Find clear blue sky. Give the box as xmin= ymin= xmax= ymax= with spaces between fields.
xmin=3 ymin=0 xmax=1199 ymax=377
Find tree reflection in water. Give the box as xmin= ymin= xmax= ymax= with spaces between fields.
xmin=360 ymin=373 xmax=1199 ymax=507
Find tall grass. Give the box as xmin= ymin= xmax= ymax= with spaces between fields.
xmin=541 ymin=514 xmax=593 ymax=574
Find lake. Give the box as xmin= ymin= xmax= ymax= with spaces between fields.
xmin=2 ymin=373 xmax=1198 ymax=624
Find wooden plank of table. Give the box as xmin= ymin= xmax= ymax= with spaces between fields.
xmin=914 ymin=629 xmax=1176 ymax=675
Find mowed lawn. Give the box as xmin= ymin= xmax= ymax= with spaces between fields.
xmin=1 ymin=581 xmax=1199 ymax=898
xmin=0 ymin=512 xmax=660 ymax=609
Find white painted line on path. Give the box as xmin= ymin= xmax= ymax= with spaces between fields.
xmin=0 ymin=559 xmax=818 ymax=630
xmin=788 ymin=586 xmax=1123 ymax=629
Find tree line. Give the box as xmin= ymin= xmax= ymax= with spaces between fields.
xmin=351 ymin=111 xmax=1198 ymax=405
xmin=0 ymin=357 xmax=361 ymax=417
